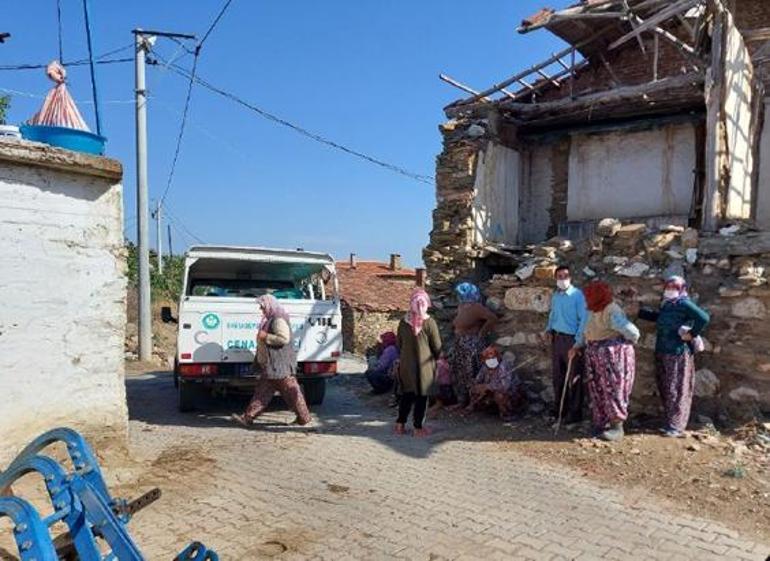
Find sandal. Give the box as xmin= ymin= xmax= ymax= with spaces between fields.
xmin=231 ymin=413 xmax=253 ymax=427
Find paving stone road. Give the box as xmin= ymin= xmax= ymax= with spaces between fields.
xmin=121 ymin=359 xmax=769 ymax=561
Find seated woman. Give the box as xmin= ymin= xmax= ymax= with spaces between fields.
xmin=466 ymin=346 xmax=527 ymax=421
xmin=365 ymin=331 xmax=399 ymax=394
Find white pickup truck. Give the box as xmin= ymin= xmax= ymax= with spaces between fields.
xmin=167 ymin=245 xmax=342 ymax=411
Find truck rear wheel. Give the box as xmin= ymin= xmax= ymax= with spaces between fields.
xmin=301 ymin=379 xmax=326 ymax=406
xmin=178 ymin=382 xmax=198 ymax=412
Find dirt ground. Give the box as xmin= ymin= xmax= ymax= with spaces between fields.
xmin=349 ymin=375 xmax=770 ymax=543
xmin=492 ymin=416 xmax=770 ymax=542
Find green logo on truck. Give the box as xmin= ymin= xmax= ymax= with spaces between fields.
xmin=201 ymin=313 xmax=220 ymax=330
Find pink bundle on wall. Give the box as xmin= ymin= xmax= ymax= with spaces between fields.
xmin=29 ymin=61 xmax=89 ymax=131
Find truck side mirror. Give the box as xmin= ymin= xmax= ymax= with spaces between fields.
xmin=161 ymin=306 xmax=177 ymax=324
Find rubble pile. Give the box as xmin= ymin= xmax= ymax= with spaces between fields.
xmin=482 ymin=221 xmax=770 ymax=423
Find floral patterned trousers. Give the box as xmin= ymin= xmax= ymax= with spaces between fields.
xmin=585 ymin=338 xmax=636 ymax=429
xmin=245 ymin=376 xmax=311 ymax=425
xmin=655 ymin=352 xmax=695 ymax=432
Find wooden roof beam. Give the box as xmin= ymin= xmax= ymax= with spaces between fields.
xmin=609 ymin=0 xmax=702 ymax=51
xmin=622 ymin=0 xmax=648 ymax=54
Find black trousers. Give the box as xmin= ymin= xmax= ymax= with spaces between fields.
xmin=551 ymin=333 xmax=585 ymax=423
xmin=397 ymin=393 xmax=428 ymax=429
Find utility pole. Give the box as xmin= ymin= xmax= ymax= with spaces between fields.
xmin=134 ymin=30 xmax=152 ymax=362
xmin=133 ymin=28 xmax=195 ymax=362
xmin=155 ymin=200 xmax=163 ymax=275
xmin=167 ymin=224 xmax=173 ymax=258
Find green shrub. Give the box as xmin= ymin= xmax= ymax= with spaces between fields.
xmin=125 ymin=241 xmax=184 ymax=301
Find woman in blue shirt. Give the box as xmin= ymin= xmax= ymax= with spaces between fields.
xmin=643 ymin=276 xmax=710 ymax=438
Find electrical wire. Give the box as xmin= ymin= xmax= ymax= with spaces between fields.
xmin=0 ymin=57 xmax=131 ymax=72
xmin=156 ymin=0 xmax=234 ymax=206
xmin=161 ymin=59 xmax=435 ymax=185
xmin=199 ymin=0 xmax=235 ymax=47
xmin=56 ymin=0 xmax=64 ymax=62
xmin=164 ymin=205 xmax=206 ymax=244
xmin=0 ymin=43 xmax=134 ymax=71
xmin=158 ymin=51 xmax=199 ymax=206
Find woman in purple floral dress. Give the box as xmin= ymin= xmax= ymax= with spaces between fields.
xmin=577 ymin=281 xmax=640 ymax=442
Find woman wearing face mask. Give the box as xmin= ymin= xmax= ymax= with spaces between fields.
xmin=395 ymin=289 xmax=443 ymax=437
xmin=580 ymin=281 xmax=640 ymax=442
xmin=651 ymin=276 xmax=710 ymax=438
xmin=466 ymin=346 xmax=527 ymax=421
xmin=449 ymin=282 xmax=498 ymax=409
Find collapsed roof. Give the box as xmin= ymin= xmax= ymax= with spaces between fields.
xmin=441 ymin=0 xmax=713 ymax=129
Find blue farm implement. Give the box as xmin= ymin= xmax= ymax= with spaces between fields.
xmin=0 ymin=427 xmax=218 ymax=561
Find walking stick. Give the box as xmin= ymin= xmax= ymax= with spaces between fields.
xmin=554 ymin=356 xmax=574 ymax=436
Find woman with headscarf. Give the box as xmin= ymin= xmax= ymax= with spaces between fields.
xmin=365 ymin=331 xmax=399 ymax=394
xmin=232 ymin=294 xmax=312 ymax=427
xmin=577 ymin=281 xmax=640 ymax=442
xmin=647 ymin=276 xmax=710 ymax=438
xmin=466 ymin=346 xmax=527 ymax=420
xmin=449 ymin=282 xmax=498 ymax=408
xmin=395 ymin=289 xmax=442 ymax=436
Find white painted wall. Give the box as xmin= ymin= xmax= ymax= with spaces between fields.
xmin=567 ymin=123 xmax=696 ymax=221
xmin=519 ymin=146 xmax=555 ymax=244
xmin=723 ymin=13 xmax=755 ymax=220
xmin=0 ymin=149 xmax=127 ymax=463
xmin=756 ymin=98 xmax=770 ymax=229
xmin=473 ymin=142 xmax=520 ymax=246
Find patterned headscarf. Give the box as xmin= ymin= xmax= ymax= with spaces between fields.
xmin=407 ymin=289 xmax=431 ymax=335
xmin=663 ymin=275 xmax=689 ymax=305
xmin=257 ymin=294 xmax=290 ymax=330
xmin=584 ymin=281 xmax=614 ymax=313
xmin=455 ymin=282 xmax=481 ymax=304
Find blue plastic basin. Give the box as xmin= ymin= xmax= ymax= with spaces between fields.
xmin=20 ymin=125 xmax=106 ymax=156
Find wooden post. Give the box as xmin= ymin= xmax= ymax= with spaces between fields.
xmin=702 ymin=6 xmax=725 ymax=232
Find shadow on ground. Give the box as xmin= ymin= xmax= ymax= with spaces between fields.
xmin=124 ymin=362 xmax=628 ymax=460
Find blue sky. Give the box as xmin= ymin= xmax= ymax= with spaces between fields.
xmin=2 ymin=1 xmax=567 ymax=266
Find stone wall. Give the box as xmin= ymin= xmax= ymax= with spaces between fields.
xmin=342 ymin=303 xmax=402 ymax=356
xmin=424 ymin=118 xmax=491 ymax=325
xmin=0 ymin=139 xmax=127 ymax=464
xmin=483 ymin=222 xmax=770 ymax=423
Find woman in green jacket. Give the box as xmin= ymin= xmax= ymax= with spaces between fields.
xmin=652 ymin=276 xmax=710 ymax=438
xmin=396 ymin=289 xmax=443 ymax=437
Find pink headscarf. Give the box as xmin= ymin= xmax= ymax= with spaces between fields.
xmin=257 ymin=294 xmax=290 ymax=330
xmin=663 ymin=275 xmax=689 ymax=305
xmin=407 ymin=289 xmax=431 ymax=335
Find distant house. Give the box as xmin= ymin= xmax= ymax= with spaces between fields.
xmin=336 ymin=254 xmax=424 ymax=355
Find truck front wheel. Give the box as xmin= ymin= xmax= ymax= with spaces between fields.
xmin=301 ymin=379 xmax=326 ymax=406
xmin=178 ymin=382 xmax=198 ymax=412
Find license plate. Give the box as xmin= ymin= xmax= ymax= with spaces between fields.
xmin=236 ymin=364 xmax=253 ymax=376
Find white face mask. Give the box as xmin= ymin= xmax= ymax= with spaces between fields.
xmin=664 ymin=289 xmax=680 ymax=301
xmin=556 ymin=279 xmax=571 ymax=291
xmin=485 ymin=358 xmax=500 ymax=369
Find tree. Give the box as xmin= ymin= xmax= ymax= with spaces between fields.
xmin=0 ymin=95 xmax=10 ymax=125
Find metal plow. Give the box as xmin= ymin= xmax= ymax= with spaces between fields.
xmin=0 ymin=428 xmax=217 ymax=560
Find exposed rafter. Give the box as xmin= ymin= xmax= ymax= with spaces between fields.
xmin=608 ymin=0 xmax=702 ymax=51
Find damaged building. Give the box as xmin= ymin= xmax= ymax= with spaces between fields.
xmin=426 ymin=0 xmax=770 ymax=419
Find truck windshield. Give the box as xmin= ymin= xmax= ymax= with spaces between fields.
xmin=190 ymin=279 xmax=294 ymax=298
xmin=186 ymin=257 xmax=336 ymax=300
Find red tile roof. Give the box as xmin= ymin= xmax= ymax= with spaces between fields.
xmin=336 ymin=261 xmax=418 ymax=313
